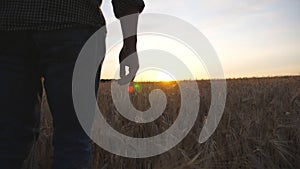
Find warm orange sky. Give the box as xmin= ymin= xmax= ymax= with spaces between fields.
xmin=99 ymin=0 xmax=300 ymax=81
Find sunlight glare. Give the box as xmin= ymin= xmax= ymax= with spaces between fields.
xmin=156 ymin=72 xmax=174 ymax=82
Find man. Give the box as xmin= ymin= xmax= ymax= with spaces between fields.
xmin=0 ymin=0 xmax=144 ymax=168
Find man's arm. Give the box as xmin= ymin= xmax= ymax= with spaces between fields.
xmin=111 ymin=0 xmax=145 ymax=84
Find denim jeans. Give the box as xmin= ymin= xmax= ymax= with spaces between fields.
xmin=0 ymin=27 xmax=105 ymax=169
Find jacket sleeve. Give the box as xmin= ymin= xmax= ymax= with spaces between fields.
xmin=112 ymin=0 xmax=145 ymax=18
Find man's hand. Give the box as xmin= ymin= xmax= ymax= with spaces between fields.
xmin=117 ymin=12 xmax=140 ymax=85
xmin=118 ymin=44 xmax=139 ymax=85
xmin=111 ymin=0 xmax=144 ymax=85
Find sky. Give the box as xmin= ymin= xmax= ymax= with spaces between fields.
xmin=99 ymin=0 xmax=300 ymax=81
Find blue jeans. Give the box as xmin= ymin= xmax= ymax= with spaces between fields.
xmin=0 ymin=27 xmax=105 ymax=169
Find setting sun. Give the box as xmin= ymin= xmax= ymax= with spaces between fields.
xmin=156 ymin=72 xmax=174 ymax=82
xmin=134 ymin=70 xmax=175 ymax=82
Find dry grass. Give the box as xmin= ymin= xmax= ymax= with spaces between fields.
xmin=23 ymin=76 xmax=300 ymax=169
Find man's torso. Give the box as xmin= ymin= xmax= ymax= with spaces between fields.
xmin=0 ymin=0 xmax=104 ymax=31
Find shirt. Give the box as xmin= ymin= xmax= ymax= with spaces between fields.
xmin=0 ymin=0 xmax=145 ymax=31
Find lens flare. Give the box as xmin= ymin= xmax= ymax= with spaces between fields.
xmin=128 ymin=83 xmax=142 ymax=93
xmin=128 ymin=85 xmax=134 ymax=93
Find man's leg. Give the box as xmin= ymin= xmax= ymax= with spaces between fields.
xmin=34 ymin=27 xmax=104 ymax=169
xmin=0 ymin=31 xmax=41 ymax=168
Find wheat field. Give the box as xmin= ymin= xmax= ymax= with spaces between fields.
xmin=23 ymin=76 xmax=300 ymax=169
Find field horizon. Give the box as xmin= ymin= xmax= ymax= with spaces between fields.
xmin=100 ymin=75 xmax=300 ymax=83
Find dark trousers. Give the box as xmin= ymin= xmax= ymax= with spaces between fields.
xmin=0 ymin=27 xmax=103 ymax=169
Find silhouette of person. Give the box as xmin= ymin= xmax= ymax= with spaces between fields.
xmin=0 ymin=0 xmax=144 ymax=168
